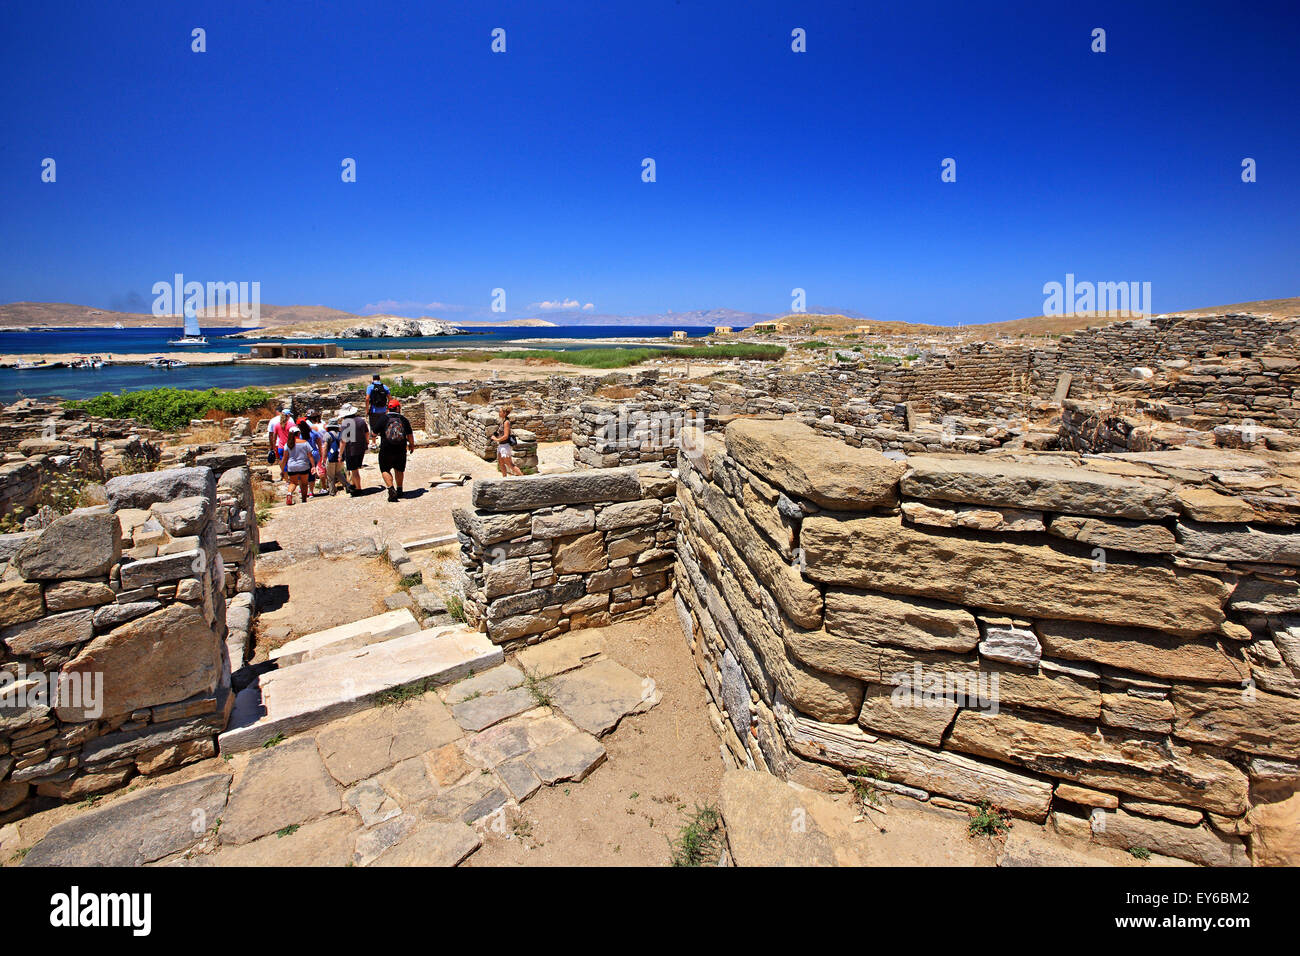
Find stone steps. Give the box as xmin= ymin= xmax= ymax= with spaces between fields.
xmin=402 ymin=533 xmax=459 ymax=552
xmin=269 ymin=609 xmax=422 ymax=666
xmin=219 ymin=627 xmax=504 ymax=752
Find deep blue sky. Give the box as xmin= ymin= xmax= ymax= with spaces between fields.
xmin=1 ymin=0 xmax=1296 ymax=324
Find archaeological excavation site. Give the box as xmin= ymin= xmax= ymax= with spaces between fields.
xmin=0 ymin=309 xmax=1296 ymax=871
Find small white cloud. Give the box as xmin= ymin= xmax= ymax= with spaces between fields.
xmin=582 ymin=302 xmax=594 ymax=311
xmin=530 ymin=298 xmax=582 ymax=311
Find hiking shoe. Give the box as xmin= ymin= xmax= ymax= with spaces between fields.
xmin=387 ymin=487 xmax=398 ymax=502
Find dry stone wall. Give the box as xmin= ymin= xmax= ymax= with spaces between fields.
xmin=0 ymin=465 xmax=240 ymax=819
xmin=672 ymin=418 xmax=1300 ymax=866
xmin=571 ymin=399 xmax=705 ymax=469
xmin=454 ymin=464 xmax=677 ymax=649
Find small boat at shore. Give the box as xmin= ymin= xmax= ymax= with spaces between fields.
xmin=147 ymin=356 xmax=187 ymax=369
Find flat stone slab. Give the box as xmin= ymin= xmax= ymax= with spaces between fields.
xmin=526 ymin=732 xmax=607 ymax=784
xmin=440 ymin=664 xmax=524 ymax=703
xmin=450 ymin=685 xmax=536 ymax=732
xmin=194 ymin=814 xmax=358 ymax=867
xmin=345 ymin=779 xmax=404 ymax=827
xmin=221 ymin=738 xmax=341 ymax=845
xmin=497 ymin=757 xmax=542 ymax=802
xmin=514 ymin=630 xmax=604 ymax=678
xmin=422 ymin=774 xmax=509 ymax=825
xmin=269 ymin=609 xmax=421 ymax=666
xmin=720 ymin=770 xmax=837 ymax=867
xmin=402 ymin=533 xmax=459 ymax=552
xmin=315 ymin=695 xmax=462 ymax=787
xmin=547 ymin=658 xmax=662 ymax=736
xmin=461 ymin=710 xmax=575 ymax=768
xmin=221 ymin=627 xmax=503 ymax=752
xmin=353 ymin=812 xmax=419 ymax=866
xmin=371 ymin=820 xmax=482 ymax=866
xmin=23 ymin=772 xmax=231 ymax=867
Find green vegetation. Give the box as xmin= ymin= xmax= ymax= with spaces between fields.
xmin=796 ymin=340 xmax=833 ymax=350
xmin=446 ymin=593 xmax=466 ymax=622
xmin=522 ymin=666 xmax=554 ymax=708
xmin=968 ymin=800 xmax=1011 ymax=838
xmin=262 ymin=732 xmax=286 ymax=748
xmin=66 ymin=387 xmax=274 ymax=431
xmin=375 ymin=677 xmax=438 ymax=707
xmin=275 ymin=824 xmax=300 ymax=838
xmin=850 ymin=766 xmax=889 ymax=809
xmin=1129 ymin=846 xmax=1152 ymax=860
xmin=670 ymin=804 xmax=724 ymax=866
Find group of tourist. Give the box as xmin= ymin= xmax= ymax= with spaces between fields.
xmin=265 ymin=374 xmax=529 ymax=505
xmin=266 ymin=374 xmax=414 ymax=504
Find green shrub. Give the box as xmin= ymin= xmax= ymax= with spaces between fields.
xmin=66 ymin=387 xmax=275 ymax=431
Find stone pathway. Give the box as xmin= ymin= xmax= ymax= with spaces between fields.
xmin=13 ymin=631 xmax=661 ymax=867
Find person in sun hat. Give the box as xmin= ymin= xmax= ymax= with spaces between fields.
xmin=377 ymin=396 xmax=415 ymax=501
xmin=337 ymin=402 xmax=369 ymax=495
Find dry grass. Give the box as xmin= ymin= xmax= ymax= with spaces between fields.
xmin=186 ymin=423 xmax=231 ymax=445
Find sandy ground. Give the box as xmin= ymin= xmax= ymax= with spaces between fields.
xmin=468 ymin=603 xmax=726 ymax=866
xmin=249 ymin=555 xmax=398 ymax=661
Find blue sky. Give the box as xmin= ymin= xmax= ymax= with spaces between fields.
xmin=1 ymin=0 xmax=1296 ymax=324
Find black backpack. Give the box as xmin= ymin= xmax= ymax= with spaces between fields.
xmin=384 ymin=413 xmax=407 ymax=444
xmin=369 ymin=382 xmax=389 ymax=410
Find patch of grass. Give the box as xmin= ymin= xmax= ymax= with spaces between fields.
xmin=398 ymin=573 xmax=422 ymax=590
xmin=796 ymin=340 xmax=833 ymax=349
xmin=375 ymin=677 xmax=438 ymax=707
xmin=275 ymin=824 xmax=300 ymax=838
xmin=850 ymin=766 xmax=889 ymax=808
xmin=76 ymin=794 xmax=103 ymax=811
xmin=446 ymin=593 xmax=466 ymax=623
xmin=1129 ymin=846 xmax=1152 ymax=860
xmin=670 ymin=804 xmax=723 ymax=866
xmin=66 ymin=386 xmax=275 ymax=431
xmin=459 ymin=689 xmax=483 ymax=703
xmin=522 ymin=667 xmax=553 ymax=708
xmin=262 ymin=732 xmax=285 ymax=748
xmin=967 ymin=800 xmax=1011 ymax=838
xmin=9 ymin=847 xmax=31 ymax=863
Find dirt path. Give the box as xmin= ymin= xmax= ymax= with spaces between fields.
xmin=256 ymin=441 xmax=573 ymax=557
xmin=468 ymin=603 xmax=726 ymax=866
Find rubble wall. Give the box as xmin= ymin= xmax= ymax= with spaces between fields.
xmin=0 ymin=466 xmax=242 ymax=819
xmin=672 ymin=418 xmax=1300 ymax=866
xmin=454 ymin=464 xmax=677 ymax=649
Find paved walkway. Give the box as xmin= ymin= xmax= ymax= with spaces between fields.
xmin=11 ymin=630 xmax=660 ymax=867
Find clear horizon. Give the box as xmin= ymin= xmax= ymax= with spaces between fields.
xmin=1 ymin=0 xmax=1296 ymax=325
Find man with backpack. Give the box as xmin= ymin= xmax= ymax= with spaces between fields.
xmin=378 ymin=397 xmax=415 ymax=501
xmin=337 ymin=402 xmax=369 ymax=495
xmin=366 ymin=375 xmax=390 ymax=450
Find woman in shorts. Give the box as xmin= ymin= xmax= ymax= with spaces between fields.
xmin=491 ymin=405 xmax=523 ymax=477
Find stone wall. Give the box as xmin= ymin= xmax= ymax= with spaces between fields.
xmin=0 ymin=466 xmax=240 ymax=819
xmin=454 ymin=464 xmax=677 ymax=649
xmin=672 ymin=418 xmax=1300 ymax=866
xmin=570 ymin=400 xmax=703 ymax=469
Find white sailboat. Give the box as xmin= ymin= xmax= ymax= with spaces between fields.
xmin=167 ymin=307 xmax=207 ymax=346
